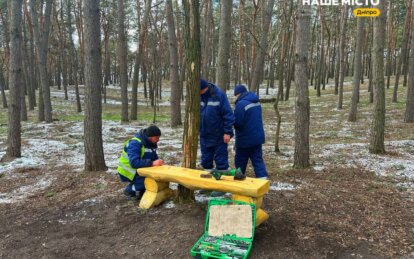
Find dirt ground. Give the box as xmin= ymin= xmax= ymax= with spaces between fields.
xmin=0 ymin=164 xmax=413 ymax=259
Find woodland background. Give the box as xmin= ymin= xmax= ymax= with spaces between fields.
xmin=0 ymin=0 xmax=413 ymax=258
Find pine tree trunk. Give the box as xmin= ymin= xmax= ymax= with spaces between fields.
xmin=202 ymin=0 xmax=212 ymax=79
xmin=0 ymin=2 xmax=10 ymax=94
xmin=369 ymin=0 xmax=387 ymax=154
xmin=393 ymin=0 xmax=412 ymax=102
xmin=67 ymin=0 xmax=81 ymax=113
xmin=166 ymin=0 xmax=182 ymax=127
xmin=22 ymin=3 xmax=36 ymax=111
xmin=293 ymin=1 xmax=311 ymax=169
xmin=0 ymin=79 xmax=7 ymax=108
xmin=337 ymin=5 xmax=348 ymax=110
xmin=250 ymin=0 xmax=275 ymax=94
xmin=404 ymin=3 xmax=414 ymax=123
xmin=83 ymin=0 xmax=107 ymax=172
xmin=20 ymin=41 xmax=28 ymax=122
xmin=117 ymin=0 xmax=129 ymax=122
xmin=215 ymin=0 xmax=232 ymax=91
xmin=277 ymin=31 xmax=287 ymax=100
xmin=173 ymin=0 xmax=185 ymax=101
xmin=334 ymin=17 xmax=341 ymax=95
xmin=5 ymin=0 xmax=23 ymax=160
xmin=285 ymin=31 xmax=295 ymax=100
xmin=348 ymin=17 xmax=364 ymax=122
xmin=130 ymin=1 xmax=140 ymax=120
xmin=179 ymin=0 xmax=201 ymax=203
xmin=31 ymin=0 xmax=53 ymax=123
xmin=385 ymin=0 xmax=393 ymax=89
xmin=24 ymin=2 xmax=37 ymax=109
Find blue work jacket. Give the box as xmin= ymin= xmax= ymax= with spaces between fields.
xmin=200 ymin=84 xmax=234 ymax=147
xmin=234 ymin=91 xmax=265 ymax=148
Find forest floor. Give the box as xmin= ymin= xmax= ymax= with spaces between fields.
xmin=0 ymin=78 xmax=413 ymax=258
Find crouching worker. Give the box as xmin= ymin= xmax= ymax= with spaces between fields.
xmin=117 ymin=125 xmax=163 ymax=200
xmin=233 ymin=85 xmax=268 ymax=180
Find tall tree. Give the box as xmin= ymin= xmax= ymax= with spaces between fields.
xmin=23 ymin=1 xmax=37 ymax=110
xmin=215 ymin=0 xmax=232 ymax=91
xmin=393 ymin=0 xmax=412 ymax=102
xmin=4 ymin=0 xmax=23 ymax=160
xmin=404 ymin=3 xmax=414 ymax=123
xmin=166 ymin=0 xmax=182 ymax=127
xmin=348 ymin=16 xmax=365 ymax=122
xmin=369 ymin=0 xmax=387 ymax=154
xmin=67 ymin=0 xmax=81 ymax=113
xmin=201 ymin=0 xmax=212 ymax=79
xmin=30 ymin=0 xmax=53 ymax=123
xmin=385 ymin=0 xmax=393 ymax=89
xmin=179 ymin=0 xmax=201 ymax=203
xmin=293 ymin=1 xmax=311 ymax=168
xmin=250 ymin=0 xmax=275 ymax=94
xmin=118 ymin=0 xmax=128 ymax=122
xmin=83 ymin=0 xmax=107 ymax=171
xmin=337 ymin=5 xmax=348 ymax=110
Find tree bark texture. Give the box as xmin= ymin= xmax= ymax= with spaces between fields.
xmin=118 ymin=0 xmax=129 ymax=122
xmin=83 ymin=0 xmax=107 ymax=171
xmin=67 ymin=0 xmax=82 ymax=113
xmin=166 ymin=0 xmax=182 ymax=127
xmin=348 ymin=17 xmax=364 ymax=122
xmin=293 ymin=2 xmax=311 ymax=169
xmin=369 ymin=0 xmax=387 ymax=154
xmin=179 ymin=0 xmax=201 ymax=203
xmin=337 ymin=5 xmax=348 ymax=110
xmin=394 ymin=0 xmax=412 ymax=102
xmin=404 ymin=2 xmax=414 ymax=123
xmin=251 ymin=0 xmax=275 ymax=94
xmin=215 ymin=0 xmax=232 ymax=91
xmin=385 ymin=0 xmax=393 ymax=89
xmin=30 ymin=0 xmax=53 ymax=123
xmin=5 ymin=0 xmax=23 ymax=159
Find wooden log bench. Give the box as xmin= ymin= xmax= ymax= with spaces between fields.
xmin=137 ymin=165 xmax=270 ymax=226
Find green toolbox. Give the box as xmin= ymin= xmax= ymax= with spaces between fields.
xmin=190 ymin=199 xmax=256 ymax=259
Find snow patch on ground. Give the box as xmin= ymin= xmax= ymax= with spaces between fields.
xmin=0 ymin=153 xmax=43 ymax=175
xmin=0 ymin=176 xmax=53 ymax=204
xmin=269 ymin=182 xmax=296 ymax=191
xmin=316 ymin=140 xmax=414 ymax=186
xmin=163 ymin=201 xmax=176 ymax=209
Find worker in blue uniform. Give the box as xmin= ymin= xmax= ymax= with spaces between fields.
xmin=233 ymin=84 xmax=268 ymax=179
xmin=199 ymin=78 xmax=235 ymax=171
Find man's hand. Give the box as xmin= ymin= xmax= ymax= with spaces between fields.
xmin=152 ymin=159 xmax=164 ymax=166
xmin=223 ymin=134 xmax=231 ymax=144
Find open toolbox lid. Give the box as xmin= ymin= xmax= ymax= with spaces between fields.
xmin=205 ymin=199 xmax=256 ymax=241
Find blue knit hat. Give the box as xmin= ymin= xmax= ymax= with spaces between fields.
xmin=200 ymin=78 xmax=209 ymax=90
xmin=234 ymin=84 xmax=247 ymax=96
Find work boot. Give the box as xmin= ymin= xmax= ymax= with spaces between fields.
xmin=136 ymin=191 xmax=145 ymax=201
xmin=123 ymin=189 xmax=136 ymax=199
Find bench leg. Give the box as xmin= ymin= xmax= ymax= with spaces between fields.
xmin=139 ymin=178 xmax=175 ymax=209
xmin=231 ymin=194 xmax=268 ymax=227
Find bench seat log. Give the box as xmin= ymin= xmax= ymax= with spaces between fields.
xmin=137 ymin=165 xmax=270 ymax=226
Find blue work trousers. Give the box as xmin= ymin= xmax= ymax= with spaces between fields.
xmin=235 ymin=145 xmax=268 ymax=178
xmin=119 ymin=173 xmax=145 ymax=194
xmin=201 ymin=142 xmax=229 ymax=170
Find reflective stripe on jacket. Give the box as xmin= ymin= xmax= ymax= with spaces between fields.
xmin=117 ymin=137 xmax=145 ymax=181
xmin=234 ymin=91 xmax=265 ymax=148
xmin=200 ymin=84 xmax=234 ymax=147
